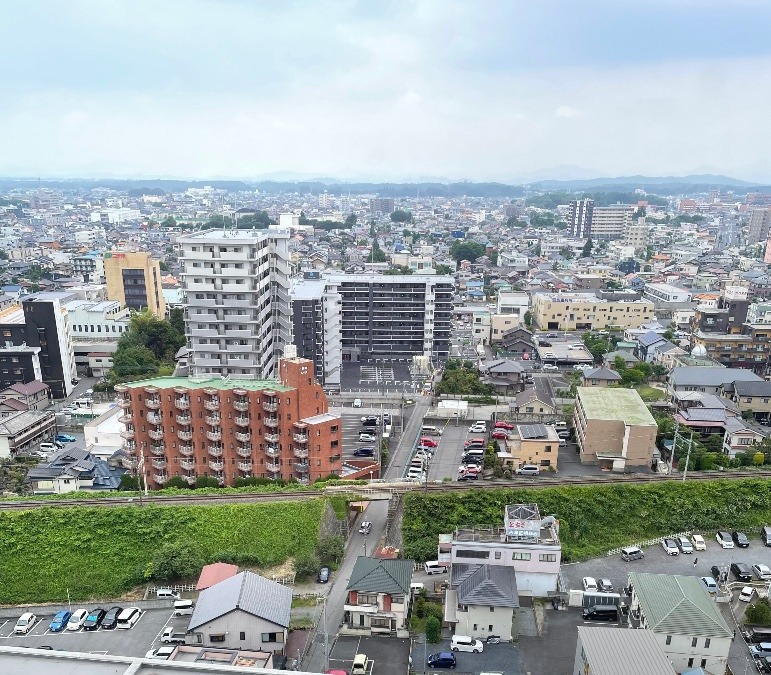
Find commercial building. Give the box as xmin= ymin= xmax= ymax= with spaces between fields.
xmin=748 ymin=207 xmax=771 ymax=244
xmin=574 ymin=626 xmax=677 ymax=675
xmin=116 ymin=355 xmax=342 ymax=488
xmin=104 ymin=251 xmax=166 ymax=318
xmin=573 ymin=387 xmax=657 ymax=471
xmin=643 ymin=283 xmax=692 ymax=305
xmin=179 ymin=229 xmax=293 ymax=379
xmin=65 ymin=299 xmax=130 ymax=339
xmin=590 ymin=204 xmax=636 ymax=240
xmin=532 ymin=292 xmax=655 ymax=331
xmin=568 ymin=199 xmax=593 ymax=239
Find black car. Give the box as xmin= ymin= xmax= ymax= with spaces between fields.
xmin=711 ymin=565 xmax=728 ymax=582
xmin=733 ymin=531 xmax=750 ymax=548
xmin=353 ymin=447 xmax=375 ymax=457
xmin=427 ymin=652 xmax=457 ymax=669
xmin=362 ymin=417 xmax=378 ymax=427
xmin=101 ymin=606 xmax=123 ymax=630
xmin=82 ymin=608 xmax=106 ymax=631
xmin=597 ymin=579 xmax=614 ymax=593
xmin=382 ymin=413 xmax=391 ymax=425
xmin=317 ymin=566 xmax=330 ymax=583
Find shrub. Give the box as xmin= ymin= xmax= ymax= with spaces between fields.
xmin=746 ymin=598 xmax=771 ymax=626
xmin=317 ymin=534 xmax=344 ymax=564
xmin=148 ymin=542 xmax=205 ymax=582
xmin=425 ymin=616 xmax=441 ymax=643
xmin=294 ymin=552 xmax=321 ymax=580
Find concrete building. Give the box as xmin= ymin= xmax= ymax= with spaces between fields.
xmin=0 ymin=410 xmax=57 ymax=458
xmin=187 ymin=571 xmax=291 ymax=655
xmin=748 ymin=207 xmax=771 ymax=244
xmin=574 ymin=626 xmax=676 ymax=675
xmin=568 ymin=199 xmax=594 ymax=239
xmin=370 ymin=197 xmax=395 ymax=214
xmin=590 ymin=204 xmax=636 ymax=240
xmin=116 ymin=356 xmax=342 ymax=488
xmin=496 ymin=291 xmax=530 ymax=316
xmin=179 ymin=229 xmax=292 ymax=379
xmin=573 ymin=387 xmax=657 ymax=471
xmin=343 ymin=557 xmax=414 ymax=636
xmin=65 ymin=299 xmax=130 ymax=340
xmin=490 ymin=314 xmax=521 ymax=343
xmin=623 ymin=218 xmax=649 ymax=250
xmin=105 ymin=251 xmax=166 ymax=318
xmin=643 ymin=283 xmax=692 ymax=305
xmin=497 ymin=423 xmax=560 ymax=471
xmin=532 ymin=292 xmax=655 ymax=332
xmin=71 ymin=253 xmax=105 ymax=283
xmin=627 ymin=572 xmax=732 ymax=675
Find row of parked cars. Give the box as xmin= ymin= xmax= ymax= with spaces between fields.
xmin=13 ymin=606 xmax=142 ymax=635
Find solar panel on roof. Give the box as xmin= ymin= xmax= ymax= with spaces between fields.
xmin=519 ymin=423 xmax=548 ymax=439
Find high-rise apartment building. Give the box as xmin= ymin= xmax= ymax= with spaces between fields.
xmin=104 ymin=251 xmax=166 ymax=318
xmin=116 ymin=355 xmax=342 ymax=488
xmin=370 ymin=197 xmax=395 ymax=215
xmin=748 ymin=208 xmax=771 ymax=244
xmin=568 ymin=199 xmax=593 ymax=239
xmin=623 ymin=217 xmax=648 ymax=250
xmin=178 ymin=229 xmax=293 ymax=380
xmin=590 ymin=205 xmax=635 ymax=240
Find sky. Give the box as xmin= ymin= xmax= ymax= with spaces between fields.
xmin=1 ymin=0 xmax=770 ymax=183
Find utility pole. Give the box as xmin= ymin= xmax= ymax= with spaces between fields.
xmin=682 ymin=430 xmax=694 ymax=482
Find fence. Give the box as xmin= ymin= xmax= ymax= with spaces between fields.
xmin=605 ymin=531 xmax=692 ymax=557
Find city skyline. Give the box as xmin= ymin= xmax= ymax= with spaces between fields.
xmin=2 ymin=1 xmax=770 ymax=182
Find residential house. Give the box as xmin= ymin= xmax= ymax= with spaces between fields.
xmin=480 ymin=359 xmax=524 ymax=394
xmin=723 ymin=417 xmax=766 ymax=458
xmin=574 ymin=626 xmax=677 ymax=675
xmin=497 ymin=326 xmax=536 ymax=355
xmin=510 ymin=388 xmax=558 ymax=422
xmin=0 ymin=381 xmax=50 ymax=411
xmin=497 ymin=423 xmax=560 ymax=470
xmin=627 ymin=572 xmax=732 ymax=675
xmin=0 ymin=410 xmax=57 ymax=458
xmin=187 ymin=571 xmax=291 ymax=654
xmin=26 ymin=447 xmax=126 ymax=494
xmin=581 ymin=367 xmax=622 ymax=388
xmin=344 ymin=556 xmax=414 ymax=636
xmin=667 ymin=367 xmax=763 ymax=400
xmin=724 ymin=380 xmax=771 ymax=422
xmin=602 ymin=350 xmax=640 ymax=369
xmin=634 ymin=331 xmax=670 ymax=363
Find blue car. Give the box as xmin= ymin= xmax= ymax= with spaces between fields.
xmin=55 ymin=434 xmax=76 ymax=443
xmin=49 ymin=610 xmax=72 ymax=632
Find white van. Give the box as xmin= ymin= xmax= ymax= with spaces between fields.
xmin=421 ymin=425 xmax=442 ymax=436
xmin=173 ymin=600 xmax=195 ymax=616
xmin=351 ymin=654 xmax=370 ymax=675
xmin=424 ymin=561 xmax=448 ymax=575
xmin=156 ymin=588 xmax=181 ymax=600
xmin=117 ymin=606 xmax=142 ymax=629
xmin=451 ymin=635 xmax=484 ymax=653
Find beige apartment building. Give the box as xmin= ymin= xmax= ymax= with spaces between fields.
xmin=590 ymin=205 xmax=636 ymax=240
xmin=532 ymin=292 xmax=655 ymax=331
xmin=104 ymin=251 xmax=166 ymax=318
xmin=573 ymin=387 xmax=657 ymax=471
xmin=623 ymin=218 xmax=649 ymax=250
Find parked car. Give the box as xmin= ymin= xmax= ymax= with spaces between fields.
xmin=358 ymin=433 xmax=376 ymax=442
xmin=83 ymin=608 xmax=106 ymax=631
xmin=490 ymin=430 xmax=508 ymax=440
xmin=740 ymin=586 xmax=756 ymax=603
xmin=750 ymin=643 xmax=771 ymax=658
xmin=353 ymin=447 xmax=375 ymax=457
xmin=352 ymin=399 xmax=362 ymax=408
xmin=457 ymin=471 xmax=478 ymax=482
xmin=582 ymin=576 xmax=598 ymax=592
xmin=675 ymin=536 xmax=693 ymax=553
xmin=361 ymin=416 xmax=379 ymax=424
xmin=101 ymin=606 xmax=123 ymax=630
xmin=691 ymin=534 xmax=707 ymax=550
xmin=67 ymin=608 xmax=89 ymax=631
xmin=732 ymin=562 xmax=753 ymax=582
xmin=711 ymin=565 xmax=728 ymax=583
xmin=426 ymin=652 xmax=457 ymax=669
xmin=145 ymin=646 xmax=176 ymax=660
xmin=515 ymin=465 xmax=539 ymax=476
xmin=55 ymin=433 xmax=76 ymax=443
xmin=733 ymin=531 xmax=750 ymax=548
xmin=493 ymin=421 xmax=514 ymax=430
xmin=116 ymin=606 xmax=142 ymax=629
xmin=661 ymin=538 xmax=679 ymax=555
xmin=469 ymin=423 xmax=486 ymax=433
xmin=716 ymin=531 xmax=734 ymax=549
xmin=14 ymin=612 xmax=37 ymax=634
xmin=40 ymin=442 xmax=62 ymax=453
xmin=543 ymin=364 xmax=559 ymax=371
xmin=49 ymin=610 xmax=71 ymax=632
xmin=450 ymin=635 xmax=483 ymax=653
xmin=317 ymin=566 xmax=331 ymax=583
xmin=597 ymin=578 xmax=614 ymax=593
xmin=701 ymin=576 xmax=718 ymax=594
xmin=418 ymin=437 xmax=438 ymax=448
xmin=557 ymin=429 xmax=571 ymax=439
xmin=620 ymin=546 xmax=644 ymax=562
xmin=358 ymin=521 xmax=372 ymax=534
xmin=754 ymin=564 xmax=771 ymax=580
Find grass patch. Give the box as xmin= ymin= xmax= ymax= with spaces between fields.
xmin=402 ymin=479 xmax=771 ymax=563
xmin=291 ymin=596 xmax=320 ymax=608
xmin=634 ymin=384 xmax=665 ymax=402
xmin=0 ymin=499 xmax=325 ymax=604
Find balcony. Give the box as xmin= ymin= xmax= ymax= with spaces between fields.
xmin=207 ymin=430 xmax=222 ymax=442
xmin=178 ymin=430 xmax=193 ymax=441
xmin=153 ymin=473 xmax=169 ymax=485
xmin=263 ymin=401 xmax=278 ymax=413
xmin=237 ymin=446 xmax=252 ymax=458
xmin=150 ymin=444 xmax=165 ymax=456
xmin=208 ymin=445 xmax=223 ymax=457
xmin=120 ymin=428 xmax=135 ymax=440
xmin=238 ymin=461 xmax=253 ymax=472
xmin=216 ymin=475 xmax=225 ymax=487
xmin=295 ymin=462 xmax=310 ymax=474
xmin=265 ymin=432 xmax=279 ymax=443
xmin=235 ymin=431 xmax=250 ymax=443
xmin=121 ymin=455 xmax=137 ymax=469
xmin=234 ymin=400 xmax=249 ymax=412
xmin=148 ymin=429 xmax=164 ymax=441
xmin=119 ymin=413 xmax=132 ymax=424
xmin=123 ymin=440 xmax=136 ymax=451
xmin=151 ymin=458 xmax=167 ymax=470
xmin=265 ymin=446 xmax=280 ymax=458
xmin=205 ymin=415 xmax=221 ymax=426
xmin=293 ymin=433 xmax=308 ymax=444
xmin=146 ymin=398 xmax=161 ymax=409
xmin=180 ymin=459 xmax=196 ymax=471
xmin=175 ymin=398 xmax=190 ymax=410
xmin=209 ymin=460 xmax=224 ymax=472
xmin=266 ymin=461 xmax=281 ymax=473
xmin=204 ymin=399 xmax=220 ymax=411
xmin=118 ymin=398 xmax=131 ymax=409
xmin=264 ymin=417 xmax=279 ymax=428
xmin=293 ymin=447 xmax=309 ymax=459
xmin=147 ymin=413 xmax=163 ymax=425
xmin=176 ymin=414 xmax=191 ymax=426
xmin=235 ymin=416 xmax=250 ymax=427
xmin=182 ymin=475 xmax=197 ymax=486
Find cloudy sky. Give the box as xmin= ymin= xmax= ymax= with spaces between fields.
xmin=1 ymin=0 xmax=770 ymax=182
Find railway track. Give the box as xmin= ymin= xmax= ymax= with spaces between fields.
xmin=0 ymin=470 xmax=769 ymax=510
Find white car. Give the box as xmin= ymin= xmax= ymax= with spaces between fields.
xmin=13 ymin=612 xmax=37 ymax=634
xmin=753 ymin=564 xmax=771 ymax=580
xmin=543 ymin=364 xmax=559 ymax=371
xmin=582 ymin=576 xmax=598 ymax=592
xmin=67 ymin=608 xmax=89 ymax=631
xmin=701 ymin=576 xmax=718 ymax=594
xmin=716 ymin=531 xmax=734 ymax=549
xmin=661 ymin=538 xmax=679 ymax=556
xmin=469 ymin=424 xmax=486 ymax=433
xmin=358 ymin=433 xmax=376 ymax=442
xmin=739 ymin=586 xmax=755 ymax=603
xmin=146 ymin=646 xmax=176 ymax=660
xmin=691 ymin=534 xmax=707 ymax=551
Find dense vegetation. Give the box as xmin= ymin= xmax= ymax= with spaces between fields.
xmin=435 ymin=359 xmax=494 ymax=397
xmin=0 ymin=500 xmax=324 ymax=603
xmin=402 ymin=480 xmax=771 ymax=563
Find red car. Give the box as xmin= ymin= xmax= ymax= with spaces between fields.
xmin=491 ymin=430 xmax=508 ymax=440
xmin=465 ymin=437 xmax=486 ymax=447
xmin=494 ymin=421 xmax=515 ymax=430
xmin=418 ymin=437 xmax=438 ymax=447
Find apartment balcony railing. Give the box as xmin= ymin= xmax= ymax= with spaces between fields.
xmin=238 ymin=461 xmax=253 ymax=472
xmin=176 ymin=414 xmax=191 ymax=426
xmin=265 ymin=446 xmax=280 ymax=458
xmin=153 ymin=473 xmax=169 ymax=485
xmin=234 ymin=416 xmax=250 ymax=427
xmin=293 ymin=434 xmax=308 ymax=444
xmin=266 ymin=461 xmax=281 ymax=473
xmin=182 ymin=475 xmax=197 ymax=486
xmin=150 ymin=444 xmax=165 ymax=456
xmin=147 ymin=413 xmax=163 ymax=425
xmin=232 ymin=431 xmax=249 ymax=443
xmin=234 ymin=400 xmax=249 ymax=412
xmin=178 ymin=430 xmax=193 ymax=441
xmin=206 ymin=430 xmax=222 ymax=442
xmin=216 ymin=474 xmax=225 ymax=486
xmin=264 ymin=432 xmax=279 ymax=443
xmin=118 ymin=413 xmax=132 ymax=424
xmin=264 ymin=417 xmax=279 ymax=428
xmin=263 ymin=401 xmax=278 ymax=413
xmin=148 ymin=429 xmax=164 ymax=441
xmin=293 ymin=447 xmax=309 ymax=459
xmin=118 ymin=398 xmax=131 ymax=409
xmin=205 ymin=415 xmax=221 ymax=426
xmin=179 ymin=445 xmax=194 ymax=456
xmin=208 ymin=445 xmax=223 ymax=457
xmin=237 ymin=446 xmax=252 ymax=458
xmin=203 ymin=399 xmax=220 ymax=411
xmin=209 ymin=460 xmax=224 ymax=472
xmin=123 ymin=440 xmax=136 ymax=452
xmin=295 ymin=462 xmax=310 ymax=474
xmin=180 ymin=459 xmax=196 ymax=471
xmin=151 ymin=458 xmax=167 ymax=470
xmin=175 ymin=398 xmax=190 ymax=410
xmin=146 ymin=398 xmax=161 ymax=409
xmin=120 ymin=428 xmax=135 ymax=440
xmin=121 ymin=455 xmax=137 ymax=469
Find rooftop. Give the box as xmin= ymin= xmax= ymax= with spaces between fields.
xmin=177 ymin=228 xmax=291 ymax=242
xmin=577 ymin=626 xmax=676 ymax=675
xmin=576 ymin=387 xmax=656 ymax=427
xmin=120 ymin=377 xmax=292 ymax=392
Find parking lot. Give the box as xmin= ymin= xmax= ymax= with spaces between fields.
xmin=339 ymin=410 xmax=400 ymax=462
xmin=0 ymin=605 xmax=177 ymax=656
xmin=341 ymin=360 xmax=423 ymax=394
xmin=328 ymin=635 xmax=411 ymax=675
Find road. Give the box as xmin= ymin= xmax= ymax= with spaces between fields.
xmin=383 ymin=397 xmax=431 ymax=480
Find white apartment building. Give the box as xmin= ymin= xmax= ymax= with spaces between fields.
xmin=497 ymin=292 xmax=530 ymax=316
xmin=590 ymin=205 xmax=636 ymax=240
xmin=65 ymin=300 xmax=130 ymax=339
xmin=498 ymin=251 xmax=529 ymax=271
xmin=71 ymin=254 xmax=105 ymax=283
xmin=747 ymin=301 xmax=771 ymax=325
xmin=90 ymin=208 xmax=141 ymax=224
xmin=390 ymin=253 xmax=436 ymax=272
xmin=179 ymin=228 xmax=293 ymax=379
xmin=623 ymin=218 xmax=648 ymax=249
xmin=73 ymin=228 xmax=106 ymax=245
xmin=643 ymin=283 xmax=692 ymax=304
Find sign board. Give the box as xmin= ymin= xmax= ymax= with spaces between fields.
xmin=505 ymin=519 xmax=540 ymax=539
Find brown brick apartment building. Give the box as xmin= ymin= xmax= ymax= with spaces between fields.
xmin=116 ymin=357 xmax=342 ymax=488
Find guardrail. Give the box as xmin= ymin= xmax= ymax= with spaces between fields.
xmin=606 ymin=531 xmax=692 ymax=557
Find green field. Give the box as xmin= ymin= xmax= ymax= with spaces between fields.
xmin=0 ymin=499 xmax=324 ymax=604
xmin=634 ymin=384 xmax=666 ymax=401
xmin=402 ymin=479 xmax=771 ymax=562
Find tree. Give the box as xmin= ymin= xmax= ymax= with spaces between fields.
xmin=119 ymin=310 xmax=185 ymax=362
xmin=164 ymin=476 xmax=190 ymax=489
xmin=159 ymin=261 xmax=169 ymax=272
xmin=294 ymin=552 xmax=321 ymax=580
xmin=505 ymin=216 xmax=526 ymax=228
xmin=370 ymin=241 xmax=387 ymax=263
xmin=169 ymin=307 xmax=185 ymax=336
xmin=435 ymin=263 xmax=454 ymax=275
xmin=344 ymin=214 xmax=357 ymax=227
xmin=745 ymin=598 xmax=771 ymax=626
xmin=317 ymin=534 xmax=344 ymax=564
xmin=581 ymin=239 xmax=594 ymax=257
xmin=161 ymin=216 xmax=177 ymax=228
xmin=450 ymin=241 xmax=485 ymax=263
xmin=119 ymin=474 xmax=139 ymax=491
xmin=559 ymin=246 xmax=573 ymax=260
xmin=425 ymin=616 xmax=441 ymax=643
xmin=112 ymin=345 xmax=159 ymax=378
xmin=524 ymin=311 xmax=533 ymax=328
xmin=195 ymin=476 xmax=220 ymax=488
xmin=149 ymin=542 xmax=205 ymax=582
xmin=489 ymin=251 xmax=499 ymax=265
xmin=390 ymin=210 xmax=412 ymax=223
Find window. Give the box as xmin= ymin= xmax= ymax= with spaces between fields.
xmin=688 ymin=658 xmax=694 ymax=668
xmin=512 ymin=552 xmax=531 ymax=561
xmin=705 ymin=638 xmax=710 ymax=648
xmin=210 ymin=634 xmax=226 ymax=643
xmin=359 ymin=593 xmax=378 ymax=604
xmin=457 ymin=549 xmax=489 ymax=559
xmin=261 ymin=632 xmax=283 ymax=643
xmin=391 ymin=595 xmax=404 ymax=604
xmin=489 ymin=607 xmax=495 ymax=612
xmin=494 ymin=552 xmax=501 ymax=560
xmin=239 ymin=631 xmax=246 ymax=640
xmin=700 ymin=659 xmax=707 ymax=668
xmin=691 ymin=637 xmax=697 ymax=647
xmin=371 ymin=618 xmax=390 ymax=628
xmin=665 ymin=635 xmax=672 ymax=645
xmin=539 ymin=554 xmax=557 ymax=562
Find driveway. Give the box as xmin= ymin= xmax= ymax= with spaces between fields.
xmin=329 ymin=635 xmax=410 ymax=675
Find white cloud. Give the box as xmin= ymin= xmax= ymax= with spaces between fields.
xmin=554 ymin=105 xmax=580 ymax=119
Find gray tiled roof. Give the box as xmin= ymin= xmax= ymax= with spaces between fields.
xmin=629 ymin=572 xmax=732 ymax=638
xmin=0 ymin=410 xmax=53 ymax=436
xmin=577 ymin=626 xmax=676 ymax=675
xmin=583 ymin=367 xmax=622 ymax=381
xmin=733 ymin=380 xmax=771 ymax=397
xmin=346 ymin=556 xmax=413 ymax=595
xmin=451 ymin=564 xmax=519 ymax=608
xmin=669 ymin=367 xmax=763 ymax=388
xmin=188 ymin=571 xmax=291 ymax=631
